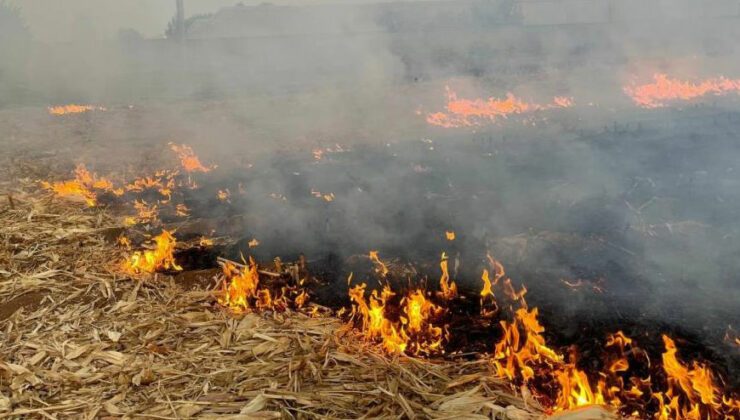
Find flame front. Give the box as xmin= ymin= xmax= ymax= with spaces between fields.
xmin=624 ymin=73 xmax=740 ymax=108
xmin=48 ymin=104 xmax=104 ymax=115
xmin=426 ymin=86 xmax=573 ymax=128
xmin=41 ymin=163 xmax=121 ymax=206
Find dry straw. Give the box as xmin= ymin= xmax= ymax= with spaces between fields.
xmin=0 ymin=179 xmax=613 ymax=419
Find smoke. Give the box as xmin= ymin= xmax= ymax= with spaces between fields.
xmin=1 ymin=0 xmax=739 ymax=374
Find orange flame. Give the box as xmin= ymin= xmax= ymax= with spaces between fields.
xmin=311 ymin=188 xmax=335 ymax=202
xmin=219 ymin=259 xmax=260 ymax=311
xmin=123 ymin=230 xmax=182 ymax=274
xmin=426 ymin=86 xmax=573 ymax=128
xmin=438 ymin=252 xmax=457 ymax=300
xmin=41 ymin=163 xmax=121 ymax=206
xmin=368 ymin=250 xmax=389 ymax=278
xmin=349 ymin=283 xmax=447 ymax=355
xmin=169 ymin=143 xmax=212 ymax=173
xmin=218 ymin=259 xmax=305 ymax=313
xmin=132 ymin=199 xmax=159 ymax=224
xmin=125 ymin=172 xmax=175 ymax=200
xmin=48 ymin=104 xmax=104 ymax=115
xmin=217 ymin=189 xmax=231 ymax=202
xmin=624 ymin=73 xmax=740 ymax=108
xmin=657 ymin=335 xmax=732 ymax=417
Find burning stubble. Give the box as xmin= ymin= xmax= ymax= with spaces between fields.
xmin=3 ymin=1 xmax=740 ymax=418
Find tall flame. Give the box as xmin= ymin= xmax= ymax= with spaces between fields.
xmin=438 ymin=252 xmax=457 ymax=300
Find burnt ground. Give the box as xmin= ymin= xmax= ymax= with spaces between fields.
xmin=2 ymin=101 xmax=739 ymax=393
xmin=181 ymin=107 xmax=740 ymax=389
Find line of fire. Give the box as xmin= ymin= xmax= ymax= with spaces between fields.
xmin=1 ymin=1 xmax=739 ymax=419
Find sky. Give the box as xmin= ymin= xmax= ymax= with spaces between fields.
xmin=8 ymin=0 xmax=426 ymax=43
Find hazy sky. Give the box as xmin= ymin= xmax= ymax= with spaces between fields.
xmin=9 ymin=0 xmax=421 ymax=43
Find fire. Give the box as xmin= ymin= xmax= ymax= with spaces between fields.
xmin=169 ymin=142 xmax=212 ymax=173
xmin=48 ymin=104 xmax=104 ymax=115
xmin=217 ymin=189 xmax=231 ymax=202
xmin=483 ymin=256 xmax=738 ymax=417
xmin=125 ymin=172 xmax=176 ymax=200
xmin=657 ymin=335 xmax=732 ymax=418
xmin=479 ymin=269 xmax=498 ymax=317
xmin=624 ymin=73 xmax=740 ymax=108
xmin=41 ymin=163 xmax=121 ymax=206
xmin=348 ymin=283 xmax=447 ymax=355
xmin=555 ymin=366 xmax=606 ymax=409
xmin=426 ymin=86 xmax=573 ymax=128
xmin=123 ymin=229 xmax=182 ymax=274
xmin=41 ymin=179 xmax=97 ymax=207
xmin=368 ymin=250 xmax=389 ymax=277
xmin=248 ymin=238 xmax=260 ymax=248
xmin=492 ymin=306 xmax=563 ymax=382
xmin=311 ymin=189 xmax=335 ymax=202
xmin=175 ymin=203 xmax=189 ymax=217
xmin=132 ymin=199 xmax=159 ymax=224
xmin=117 ymin=235 xmax=131 ymax=249
xmin=219 ymin=259 xmax=260 ymax=311
xmin=438 ymin=252 xmax=457 ymax=300
xmin=218 ymin=258 xmax=306 ymax=313
xmin=445 ymin=230 xmax=455 ymax=241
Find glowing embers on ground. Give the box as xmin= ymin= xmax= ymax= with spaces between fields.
xmin=624 ymin=73 xmax=740 ymax=108
xmin=122 ymin=229 xmax=182 ymax=274
xmin=48 ymin=104 xmax=105 ymax=115
xmin=425 ymin=86 xmax=573 ymax=128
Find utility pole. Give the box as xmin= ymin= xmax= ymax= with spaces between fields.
xmin=175 ymin=0 xmax=185 ymax=42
